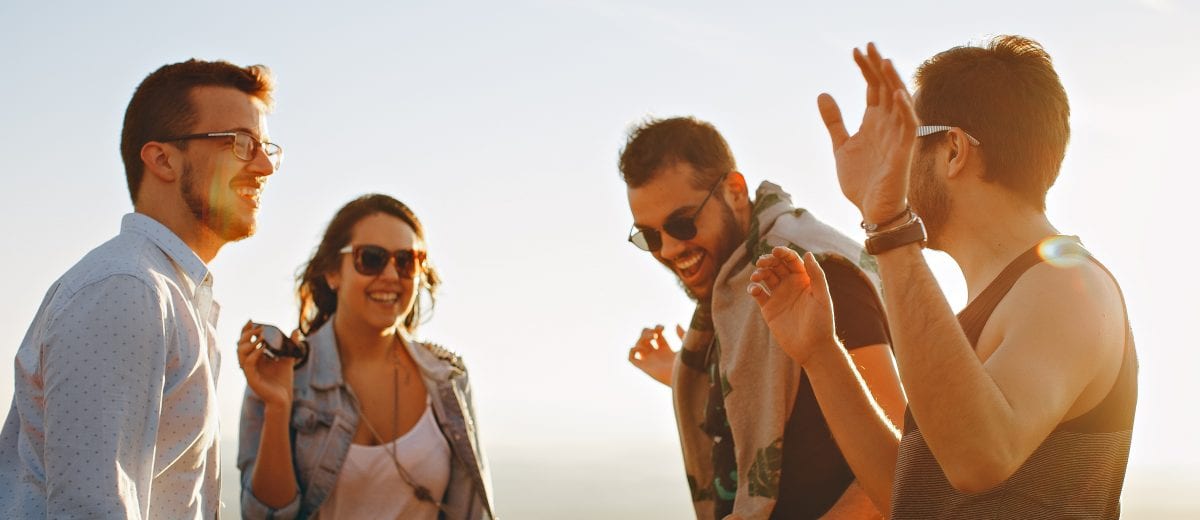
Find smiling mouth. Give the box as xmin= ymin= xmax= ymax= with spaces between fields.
xmin=674 ymin=250 xmax=705 ymax=279
xmin=367 ymin=291 xmax=400 ymax=304
xmin=232 ymin=182 xmax=263 ymax=206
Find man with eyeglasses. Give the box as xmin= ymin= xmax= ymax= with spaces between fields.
xmin=619 ymin=116 xmax=905 ymax=519
xmin=750 ymin=37 xmax=1137 ymax=519
xmin=0 ymin=59 xmax=280 ymax=518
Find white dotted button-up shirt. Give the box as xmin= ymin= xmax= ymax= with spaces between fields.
xmin=0 ymin=213 xmax=222 ymax=519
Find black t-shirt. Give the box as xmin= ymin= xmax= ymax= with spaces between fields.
xmin=770 ymin=258 xmax=890 ymax=519
xmin=705 ymin=258 xmax=889 ymax=519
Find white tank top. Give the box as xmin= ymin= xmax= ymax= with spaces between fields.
xmin=317 ymin=401 xmax=452 ymax=519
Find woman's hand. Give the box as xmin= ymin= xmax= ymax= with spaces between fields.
xmin=237 ymin=320 xmax=296 ymax=409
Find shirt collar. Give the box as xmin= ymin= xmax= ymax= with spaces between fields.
xmin=121 ymin=212 xmax=213 ymax=291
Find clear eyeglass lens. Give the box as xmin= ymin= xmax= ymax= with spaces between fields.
xmin=232 ymin=133 xmax=255 ymax=161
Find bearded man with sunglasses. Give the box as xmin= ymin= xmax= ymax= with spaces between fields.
xmin=0 ymin=59 xmax=279 ymax=518
xmin=619 ymin=117 xmax=905 ymax=519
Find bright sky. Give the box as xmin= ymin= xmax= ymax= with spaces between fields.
xmin=2 ymin=1 xmax=1197 ymax=517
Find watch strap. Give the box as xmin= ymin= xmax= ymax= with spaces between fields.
xmin=865 ymin=215 xmax=926 ymax=255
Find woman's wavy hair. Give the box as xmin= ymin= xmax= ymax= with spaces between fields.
xmin=296 ymin=194 xmax=441 ymax=336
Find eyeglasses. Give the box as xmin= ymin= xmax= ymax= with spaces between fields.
xmin=158 ymin=131 xmax=284 ymax=170
xmin=628 ymin=172 xmax=728 ymax=252
xmin=917 ymin=125 xmax=981 ymax=146
xmin=339 ymin=245 xmax=426 ymax=278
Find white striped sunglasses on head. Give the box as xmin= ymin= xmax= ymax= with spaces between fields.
xmin=916 ymin=125 xmax=981 ymax=146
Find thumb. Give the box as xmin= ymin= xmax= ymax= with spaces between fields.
xmin=802 ymin=253 xmax=831 ymax=297
xmin=675 ymin=324 xmax=686 ymax=342
xmin=818 ymin=93 xmax=850 ymax=151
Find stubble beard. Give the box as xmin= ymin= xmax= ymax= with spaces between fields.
xmin=180 ymin=159 xmax=255 ymax=243
xmin=910 ymin=151 xmax=951 ymax=251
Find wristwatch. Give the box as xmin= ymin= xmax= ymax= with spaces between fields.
xmin=865 ymin=214 xmax=926 ymax=255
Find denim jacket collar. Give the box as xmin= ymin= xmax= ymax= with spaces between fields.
xmin=306 ymin=317 xmax=458 ymax=391
xmin=307 ymin=322 xmax=344 ymax=391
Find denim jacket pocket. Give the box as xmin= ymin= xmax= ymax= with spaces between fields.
xmin=290 ymin=399 xmax=335 ymax=496
xmin=291 ymin=399 xmax=332 ymax=433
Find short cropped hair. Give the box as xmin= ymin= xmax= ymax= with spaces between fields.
xmin=914 ymin=35 xmax=1070 ymax=210
xmin=618 ymin=116 xmax=736 ymax=189
xmin=120 ymin=59 xmax=275 ymax=203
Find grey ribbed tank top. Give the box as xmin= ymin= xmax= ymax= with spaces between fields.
xmin=890 ymin=237 xmax=1137 ymax=519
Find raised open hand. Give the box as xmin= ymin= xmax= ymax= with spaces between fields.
xmin=819 ymin=42 xmax=919 ymax=224
xmin=628 ymin=324 xmax=685 ymax=387
xmin=747 ymin=248 xmax=838 ymax=365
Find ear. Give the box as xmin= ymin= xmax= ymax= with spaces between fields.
xmin=324 ymin=270 xmax=341 ymax=292
xmin=723 ymin=171 xmax=751 ymax=207
xmin=140 ymin=141 xmax=182 ymax=183
xmin=945 ymin=129 xmax=974 ymax=180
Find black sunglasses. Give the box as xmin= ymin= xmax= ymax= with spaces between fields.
xmin=628 ymin=172 xmax=728 ymax=252
xmin=338 ymin=245 xmax=426 ymax=277
xmin=252 ymin=323 xmax=309 ymax=367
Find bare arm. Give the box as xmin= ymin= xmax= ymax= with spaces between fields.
xmin=812 ymin=42 xmax=1126 ymax=492
xmin=750 ymin=251 xmax=902 ymax=512
xmin=874 ymin=245 xmax=1123 ymax=491
xmin=821 ymin=481 xmax=884 ymax=519
xmin=848 ymin=344 xmax=906 ymax=431
xmin=236 ymin=322 xmax=300 ymax=515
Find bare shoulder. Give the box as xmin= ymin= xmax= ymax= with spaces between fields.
xmin=980 ymin=257 xmax=1128 ymax=415
xmin=986 ymin=257 xmax=1126 ymax=357
xmin=1013 ymin=258 xmax=1125 ymax=328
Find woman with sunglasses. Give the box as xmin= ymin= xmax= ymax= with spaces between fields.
xmin=236 ymin=194 xmax=495 ymax=519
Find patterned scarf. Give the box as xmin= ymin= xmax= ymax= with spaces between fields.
xmin=672 ymin=181 xmax=880 ymax=519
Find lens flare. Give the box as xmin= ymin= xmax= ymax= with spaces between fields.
xmin=1037 ymin=236 xmax=1089 ymax=268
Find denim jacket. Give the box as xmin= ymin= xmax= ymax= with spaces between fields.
xmin=237 ymin=319 xmax=496 ymax=519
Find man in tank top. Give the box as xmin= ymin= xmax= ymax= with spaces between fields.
xmin=747 ymin=36 xmax=1136 ymax=519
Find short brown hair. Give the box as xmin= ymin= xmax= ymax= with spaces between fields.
xmin=914 ymin=35 xmax=1069 ymax=210
xmin=618 ymin=116 xmax=736 ymax=189
xmin=296 ymin=194 xmax=442 ymax=336
xmin=120 ymin=59 xmax=275 ymax=203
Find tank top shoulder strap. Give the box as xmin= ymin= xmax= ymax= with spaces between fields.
xmin=955 ymin=237 xmax=1071 ymax=346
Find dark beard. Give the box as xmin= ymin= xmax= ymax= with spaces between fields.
xmin=910 ymin=151 xmax=951 ymax=250
xmin=671 ymin=199 xmax=745 ymax=303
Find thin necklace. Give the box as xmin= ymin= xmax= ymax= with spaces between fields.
xmin=350 ymin=338 xmax=444 ymax=513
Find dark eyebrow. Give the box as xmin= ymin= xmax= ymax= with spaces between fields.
xmin=666 ymin=205 xmax=697 ymax=220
